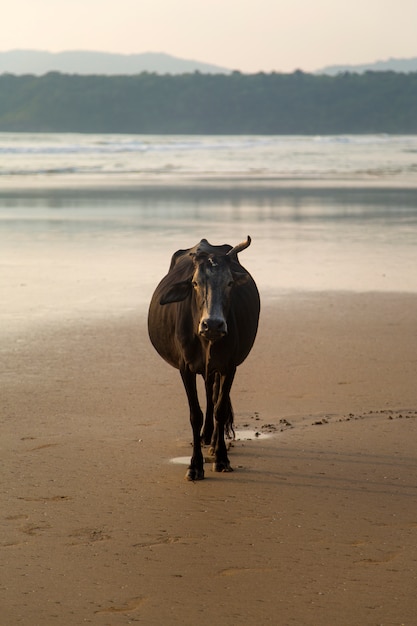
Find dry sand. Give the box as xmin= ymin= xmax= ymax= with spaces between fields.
xmin=1 ymin=291 xmax=417 ymax=625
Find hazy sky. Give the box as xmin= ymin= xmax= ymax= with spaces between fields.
xmin=4 ymin=0 xmax=417 ymax=72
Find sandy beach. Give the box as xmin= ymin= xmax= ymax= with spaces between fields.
xmin=2 ymin=290 xmax=417 ymax=625
xmin=2 ymin=133 xmax=417 ymax=623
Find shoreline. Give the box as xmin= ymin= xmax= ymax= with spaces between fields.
xmin=2 ymin=172 xmax=417 ymax=194
xmin=2 ymin=291 xmax=417 ymax=624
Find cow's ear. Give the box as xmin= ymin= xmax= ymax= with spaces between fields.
xmin=160 ymin=280 xmax=191 ymax=305
xmin=232 ymin=271 xmax=250 ymax=287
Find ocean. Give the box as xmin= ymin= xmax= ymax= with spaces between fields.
xmin=1 ymin=132 xmax=417 ymax=180
xmin=1 ymin=133 xmax=417 ymax=334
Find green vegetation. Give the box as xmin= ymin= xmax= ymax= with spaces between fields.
xmin=0 ymin=70 xmax=416 ymax=134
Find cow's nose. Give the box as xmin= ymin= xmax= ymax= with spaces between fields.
xmin=199 ymin=318 xmax=227 ymax=340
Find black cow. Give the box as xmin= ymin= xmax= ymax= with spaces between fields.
xmin=148 ymin=237 xmax=260 ymax=480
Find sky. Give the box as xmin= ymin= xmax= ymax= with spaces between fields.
xmin=3 ymin=0 xmax=417 ymax=73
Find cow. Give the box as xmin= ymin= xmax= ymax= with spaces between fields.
xmin=148 ymin=236 xmax=260 ymax=480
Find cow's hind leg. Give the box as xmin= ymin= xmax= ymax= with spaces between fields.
xmin=212 ymin=370 xmax=235 ymax=473
xmin=180 ymin=366 xmax=204 ymax=480
xmin=208 ymin=373 xmax=234 ymax=447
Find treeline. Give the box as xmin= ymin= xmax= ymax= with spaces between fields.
xmin=0 ymin=70 xmax=416 ymax=134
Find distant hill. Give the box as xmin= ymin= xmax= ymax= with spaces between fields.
xmin=0 ymin=49 xmax=231 ymax=76
xmin=316 ymin=56 xmax=417 ymax=75
xmin=1 ymin=71 xmax=416 ymax=134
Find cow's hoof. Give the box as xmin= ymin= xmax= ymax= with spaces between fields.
xmin=212 ymin=462 xmax=233 ymax=473
xmin=186 ymin=467 xmax=205 ymax=481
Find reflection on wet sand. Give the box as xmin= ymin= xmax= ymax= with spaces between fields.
xmin=1 ymin=181 xmax=417 ymax=338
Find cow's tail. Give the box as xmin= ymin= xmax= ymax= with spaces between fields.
xmin=225 ymin=400 xmax=235 ymax=440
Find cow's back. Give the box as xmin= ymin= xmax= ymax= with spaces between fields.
xmin=229 ymin=267 xmax=260 ymax=365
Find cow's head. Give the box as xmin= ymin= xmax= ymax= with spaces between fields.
xmin=160 ymin=237 xmax=252 ymax=342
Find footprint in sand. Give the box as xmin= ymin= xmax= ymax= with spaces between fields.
xmin=218 ymin=566 xmax=274 ymax=577
xmin=5 ymin=514 xmax=29 ymax=521
xmin=27 ymin=442 xmax=60 ymax=451
xmin=67 ymin=527 xmax=111 ymax=545
xmin=18 ymin=495 xmax=71 ymax=502
xmin=94 ymin=597 xmax=147 ymax=614
xmin=356 ymin=550 xmax=401 ymax=565
xmin=21 ymin=521 xmax=51 ymax=536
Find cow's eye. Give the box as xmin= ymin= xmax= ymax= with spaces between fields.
xmin=192 ymin=280 xmax=198 ymax=287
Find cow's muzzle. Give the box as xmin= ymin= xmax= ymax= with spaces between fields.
xmin=199 ymin=317 xmax=227 ymax=341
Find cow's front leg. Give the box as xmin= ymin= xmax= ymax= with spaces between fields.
xmin=201 ymin=372 xmax=216 ymax=445
xmin=180 ymin=366 xmax=204 ymax=480
xmin=212 ymin=369 xmax=235 ymax=473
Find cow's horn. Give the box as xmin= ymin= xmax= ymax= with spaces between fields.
xmin=227 ymin=236 xmax=251 ymax=257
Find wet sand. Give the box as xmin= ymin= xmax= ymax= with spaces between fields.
xmin=2 ymin=291 xmax=417 ymax=625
